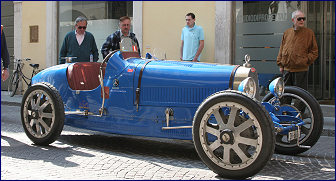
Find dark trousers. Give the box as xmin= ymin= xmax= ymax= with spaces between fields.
xmin=282 ymin=71 xmax=308 ymax=112
xmin=283 ymin=71 xmax=308 ymax=90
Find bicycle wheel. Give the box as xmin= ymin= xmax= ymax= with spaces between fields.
xmin=8 ymin=71 xmax=19 ymax=97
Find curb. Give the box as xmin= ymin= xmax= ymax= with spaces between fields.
xmin=321 ymin=129 xmax=335 ymax=137
xmin=1 ymin=101 xmax=21 ymax=107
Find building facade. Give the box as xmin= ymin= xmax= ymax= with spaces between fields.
xmin=1 ymin=1 xmax=334 ymax=100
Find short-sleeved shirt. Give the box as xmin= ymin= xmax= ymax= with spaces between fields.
xmin=181 ymin=24 xmax=204 ymax=61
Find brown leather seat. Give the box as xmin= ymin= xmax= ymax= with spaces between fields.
xmin=66 ymin=62 xmax=106 ymax=90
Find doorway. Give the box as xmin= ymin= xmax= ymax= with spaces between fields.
xmin=307 ymin=1 xmax=335 ymax=100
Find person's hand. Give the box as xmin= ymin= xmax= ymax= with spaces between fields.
xmin=180 ymin=57 xmax=183 ymax=61
xmin=192 ymin=58 xmax=198 ymax=62
xmin=2 ymin=69 xmax=9 ymax=81
xmin=279 ymin=67 xmax=284 ymax=73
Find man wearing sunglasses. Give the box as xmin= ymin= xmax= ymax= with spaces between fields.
xmin=276 ymin=10 xmax=318 ymax=90
xmin=59 ymin=16 xmax=99 ymax=64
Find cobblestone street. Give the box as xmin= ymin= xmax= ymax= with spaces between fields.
xmin=2 ymin=0 xmax=335 ymax=180
xmin=1 ymin=105 xmax=335 ymax=180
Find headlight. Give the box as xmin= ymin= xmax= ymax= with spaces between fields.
xmin=269 ymin=77 xmax=284 ymax=98
xmin=238 ymin=77 xmax=256 ymax=98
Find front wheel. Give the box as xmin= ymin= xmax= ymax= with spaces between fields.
xmin=21 ymin=82 xmax=65 ymax=145
xmin=8 ymin=71 xmax=19 ymax=97
xmin=193 ymin=91 xmax=275 ymax=179
xmin=262 ymin=86 xmax=323 ymax=155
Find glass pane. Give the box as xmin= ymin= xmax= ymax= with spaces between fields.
xmin=307 ymin=1 xmax=335 ymax=99
xmin=235 ymin=1 xmax=301 ymax=89
xmin=58 ymin=1 xmax=133 ymax=62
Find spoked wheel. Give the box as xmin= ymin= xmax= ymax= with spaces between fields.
xmin=21 ymin=82 xmax=64 ymax=145
xmin=193 ymin=91 xmax=275 ymax=179
xmin=262 ymin=86 xmax=323 ymax=155
xmin=8 ymin=71 xmax=19 ymax=97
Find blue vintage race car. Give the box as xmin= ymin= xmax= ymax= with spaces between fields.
xmin=21 ymin=38 xmax=323 ymax=179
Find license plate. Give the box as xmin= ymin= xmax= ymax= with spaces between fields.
xmin=288 ymin=130 xmax=298 ymax=142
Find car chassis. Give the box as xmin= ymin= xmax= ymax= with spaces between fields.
xmin=21 ymin=38 xmax=323 ymax=179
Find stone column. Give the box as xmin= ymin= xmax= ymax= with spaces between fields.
xmin=13 ymin=1 xmax=22 ymax=94
xmin=14 ymin=1 xmax=22 ymax=60
xmin=215 ymin=1 xmax=235 ymax=64
xmin=46 ymin=1 xmax=58 ymax=67
xmin=133 ymin=1 xmax=143 ymax=54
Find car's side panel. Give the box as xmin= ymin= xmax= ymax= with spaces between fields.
xmin=134 ymin=60 xmax=235 ymax=107
xmin=31 ymin=52 xmax=236 ymax=140
xmin=64 ymin=105 xmax=195 ymax=140
xmin=32 ymin=64 xmax=70 ymax=93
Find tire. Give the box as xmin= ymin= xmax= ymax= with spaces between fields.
xmin=8 ymin=71 xmax=19 ymax=97
xmin=262 ymin=86 xmax=323 ymax=155
xmin=193 ymin=91 xmax=275 ymax=179
xmin=21 ymin=82 xmax=65 ymax=145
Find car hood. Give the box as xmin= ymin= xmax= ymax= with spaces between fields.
xmin=135 ymin=60 xmax=235 ymax=88
xmin=133 ymin=60 xmax=237 ymax=106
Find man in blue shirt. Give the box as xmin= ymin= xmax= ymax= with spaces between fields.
xmin=59 ymin=16 xmax=99 ymax=64
xmin=180 ymin=13 xmax=204 ymax=62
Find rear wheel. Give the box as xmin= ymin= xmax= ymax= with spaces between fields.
xmin=8 ymin=71 xmax=19 ymax=97
xmin=21 ymin=82 xmax=64 ymax=145
xmin=193 ymin=91 xmax=275 ymax=179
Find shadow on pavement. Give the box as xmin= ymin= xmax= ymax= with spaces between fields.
xmin=257 ymin=157 xmax=335 ymax=180
xmin=58 ymin=133 xmax=200 ymax=159
xmin=57 ymin=133 xmax=234 ymax=179
xmin=1 ymin=134 xmax=95 ymax=167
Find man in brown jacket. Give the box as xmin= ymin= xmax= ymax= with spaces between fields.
xmin=277 ymin=10 xmax=318 ymax=90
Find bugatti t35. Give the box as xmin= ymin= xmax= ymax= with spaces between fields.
xmin=21 ymin=38 xmax=323 ymax=179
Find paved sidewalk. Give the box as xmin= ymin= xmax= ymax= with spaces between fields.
xmin=1 ymin=91 xmax=335 ymax=136
xmin=1 ymin=91 xmax=22 ymax=106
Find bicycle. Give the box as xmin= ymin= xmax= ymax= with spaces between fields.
xmin=7 ymin=57 xmax=40 ymax=97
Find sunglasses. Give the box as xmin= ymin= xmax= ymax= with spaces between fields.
xmin=297 ymin=17 xmax=306 ymax=21
xmin=77 ymin=26 xmax=87 ymax=29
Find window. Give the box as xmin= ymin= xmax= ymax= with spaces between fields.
xmin=235 ymin=1 xmax=301 ymax=87
xmin=58 ymin=1 xmax=133 ymax=62
xmin=30 ymin=25 xmax=39 ymax=43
